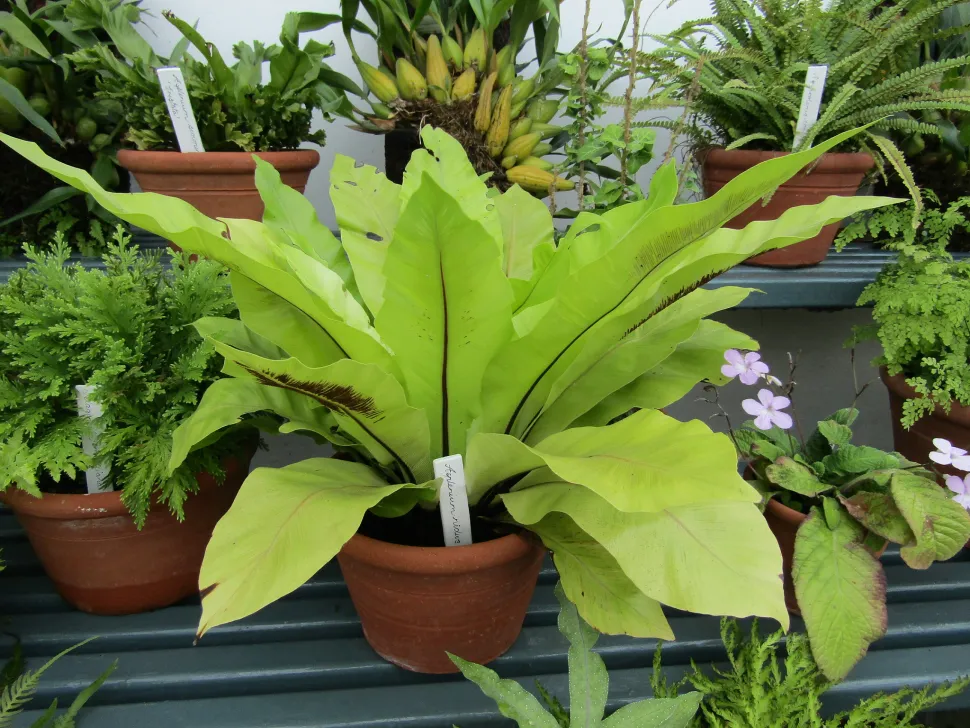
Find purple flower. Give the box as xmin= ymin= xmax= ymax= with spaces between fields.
xmin=721 ymin=349 xmax=770 ymax=386
xmin=742 ymin=389 xmax=793 ymax=431
xmin=945 ymin=473 xmax=970 ymax=511
xmin=930 ymin=438 xmax=970 ymax=471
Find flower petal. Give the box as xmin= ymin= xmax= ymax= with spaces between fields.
xmin=754 ymin=412 xmax=773 ymax=430
xmin=721 ymin=364 xmax=738 ymax=379
xmin=743 ymin=352 xmax=762 ymax=364
xmin=934 ymin=438 xmax=954 ymax=455
xmin=945 ymin=475 xmax=967 ymax=495
xmin=770 ymin=410 xmax=794 ymax=430
xmin=929 ymin=451 xmax=951 ymax=466
xmin=952 ymin=455 xmax=970 ymax=473
xmin=771 ymin=396 xmax=791 ymax=411
xmin=749 ymin=361 xmax=770 ymax=374
xmin=739 ymin=370 xmax=760 ymax=385
xmin=955 ymin=493 xmax=970 ymax=512
xmin=742 ymin=398 xmax=763 ymax=417
xmin=954 ymin=446 xmax=969 ymax=457
xmin=724 ymin=349 xmax=744 ymax=366
xmin=757 ymin=388 xmax=774 ymax=406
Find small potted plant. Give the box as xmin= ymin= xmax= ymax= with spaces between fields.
xmin=716 ymin=351 xmax=970 ymax=680
xmin=839 ymin=194 xmax=970 ymax=467
xmin=335 ymin=0 xmax=572 ymax=190
xmin=2 ymin=123 xmax=898 ymax=672
xmin=0 ymin=232 xmax=257 ymax=615
xmin=66 ymin=10 xmax=347 ymax=219
xmin=640 ymin=0 xmax=970 ymax=267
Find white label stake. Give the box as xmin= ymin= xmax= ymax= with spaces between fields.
xmin=156 ymin=67 xmax=205 ymax=153
xmin=434 ymin=455 xmax=473 ymax=547
xmin=792 ymin=65 xmax=828 ymax=149
xmin=75 ymin=385 xmax=111 ymax=494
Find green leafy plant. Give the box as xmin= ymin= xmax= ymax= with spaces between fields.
xmin=450 ymin=582 xmax=703 ymax=727
xmin=653 ymin=617 xmax=970 ymax=727
xmin=0 ymin=124 xmax=899 ymax=643
xmin=67 ymin=9 xmax=349 ymax=151
xmin=0 ymin=0 xmax=142 ymax=253
xmin=0 ymin=230 xmax=251 ymax=525
xmin=737 ymin=400 xmax=970 ymax=679
xmin=637 ymin=0 xmax=970 ymax=213
xmin=840 ymin=193 xmax=970 ymax=426
xmin=0 ymin=638 xmax=116 ymax=728
xmin=335 ymin=0 xmax=568 ymax=188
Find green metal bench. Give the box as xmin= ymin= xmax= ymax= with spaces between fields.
xmin=4 ymin=507 xmax=970 ymax=727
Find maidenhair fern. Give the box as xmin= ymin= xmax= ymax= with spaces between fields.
xmin=840 ymin=192 xmax=970 ymax=427
xmin=652 ymin=618 xmax=970 ymax=727
xmin=634 ymin=0 xmax=970 ymax=219
xmin=0 ymin=230 xmax=249 ymax=525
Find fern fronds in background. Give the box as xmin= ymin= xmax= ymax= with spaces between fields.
xmin=652 ymin=618 xmax=970 ymax=727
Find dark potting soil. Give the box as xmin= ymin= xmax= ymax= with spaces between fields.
xmin=358 ymin=506 xmax=512 ymax=548
xmin=35 ymin=471 xmax=95 ymax=495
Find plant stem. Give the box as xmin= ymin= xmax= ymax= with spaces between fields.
xmin=620 ymin=0 xmax=644 ymax=197
xmin=575 ymin=0 xmax=592 ymax=210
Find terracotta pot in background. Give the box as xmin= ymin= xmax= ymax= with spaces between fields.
xmin=882 ymin=368 xmax=970 ymax=474
xmin=337 ymin=530 xmax=546 ymax=673
xmin=117 ymin=149 xmax=320 ymax=220
xmin=702 ymin=150 xmax=874 ymax=267
xmin=764 ymin=498 xmax=887 ymax=615
xmin=2 ymin=454 xmax=251 ymax=615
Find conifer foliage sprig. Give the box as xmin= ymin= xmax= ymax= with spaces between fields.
xmin=0 ymin=229 xmax=247 ymax=526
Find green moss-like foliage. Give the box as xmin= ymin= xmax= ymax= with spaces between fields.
xmin=0 ymin=230 xmax=248 ymax=526
xmin=652 ymin=618 xmax=970 ymax=727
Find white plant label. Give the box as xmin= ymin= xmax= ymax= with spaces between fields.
xmin=156 ymin=67 xmax=205 ymax=153
xmin=75 ymin=385 xmax=111 ymax=494
xmin=792 ymin=65 xmax=828 ymax=149
xmin=434 ymin=454 xmax=473 ymax=547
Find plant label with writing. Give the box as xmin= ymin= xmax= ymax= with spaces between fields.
xmin=793 ymin=65 xmax=828 ymax=149
xmin=156 ymin=67 xmax=205 ymax=153
xmin=434 ymin=455 xmax=473 ymax=547
xmin=75 ymin=385 xmax=111 ymax=494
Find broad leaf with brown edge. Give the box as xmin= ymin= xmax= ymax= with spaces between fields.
xmin=891 ymin=471 xmax=970 ymax=569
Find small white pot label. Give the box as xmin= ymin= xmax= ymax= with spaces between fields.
xmin=156 ymin=67 xmax=205 ymax=153
xmin=75 ymin=385 xmax=111 ymax=494
xmin=793 ymin=65 xmax=828 ymax=149
xmin=434 ymin=454 xmax=473 ymax=547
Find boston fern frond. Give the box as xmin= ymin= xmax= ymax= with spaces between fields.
xmin=637 ymin=0 xmax=970 ymax=203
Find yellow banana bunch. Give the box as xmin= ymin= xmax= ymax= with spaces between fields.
xmin=353 ymin=22 xmax=570 ymax=191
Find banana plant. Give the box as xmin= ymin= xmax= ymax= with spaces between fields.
xmin=0 ymin=125 xmax=900 ymax=642
xmin=449 ymin=583 xmax=702 ymax=727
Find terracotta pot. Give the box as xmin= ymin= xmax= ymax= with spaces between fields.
xmin=764 ymin=498 xmax=887 ymax=615
xmin=702 ymin=149 xmax=874 ymax=267
xmin=2 ymin=454 xmax=251 ymax=615
xmin=337 ymin=530 xmax=546 ymax=673
xmin=882 ymin=368 xmax=970 ymax=475
xmin=117 ymin=149 xmax=320 ymax=220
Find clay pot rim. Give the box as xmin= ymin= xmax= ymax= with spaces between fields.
xmin=117 ymin=148 xmax=321 ymax=173
xmin=764 ymin=496 xmax=808 ymax=527
xmin=341 ymin=530 xmax=542 ymax=576
xmin=701 ymin=148 xmax=875 ymax=173
xmin=880 ymin=367 xmax=970 ymax=427
xmin=1 ymin=486 xmax=131 ymax=520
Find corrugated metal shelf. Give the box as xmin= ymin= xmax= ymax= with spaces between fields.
xmin=0 ymin=235 xmax=922 ymax=309
xmin=4 ymin=510 xmax=970 ymax=727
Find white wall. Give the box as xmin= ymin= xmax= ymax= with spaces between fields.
xmin=137 ymin=0 xmax=711 ymax=227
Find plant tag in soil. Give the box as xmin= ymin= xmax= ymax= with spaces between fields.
xmin=434 ymin=454 xmax=473 ymax=547
xmin=156 ymin=67 xmax=205 ymax=153
xmin=75 ymin=385 xmax=111 ymax=494
xmin=792 ymin=65 xmax=828 ymax=149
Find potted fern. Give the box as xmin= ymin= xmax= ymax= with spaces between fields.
xmin=1 ymin=124 xmax=897 ymax=672
xmin=642 ymin=0 xmax=970 ymax=267
xmin=66 ymin=10 xmax=351 ymax=220
xmin=839 ymin=195 xmax=970 ymax=468
xmin=0 ymin=233 xmax=256 ymax=615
